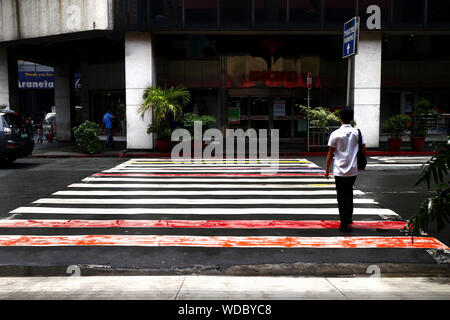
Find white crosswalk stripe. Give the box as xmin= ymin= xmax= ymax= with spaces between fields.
xmin=367 ymin=156 xmax=431 ymax=170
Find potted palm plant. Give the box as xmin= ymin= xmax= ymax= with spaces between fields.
xmin=146 ymin=122 xmax=173 ymax=152
xmin=411 ymin=98 xmax=433 ymax=151
xmin=383 ymin=115 xmax=412 ymax=151
xmin=137 ymin=85 xmax=190 ymax=152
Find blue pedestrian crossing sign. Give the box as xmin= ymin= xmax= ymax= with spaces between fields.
xmin=343 ymin=17 xmax=360 ymax=59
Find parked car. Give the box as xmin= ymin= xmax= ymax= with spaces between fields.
xmin=0 ymin=110 xmax=35 ymax=163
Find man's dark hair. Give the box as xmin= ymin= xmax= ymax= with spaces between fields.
xmin=339 ymin=107 xmax=354 ymax=124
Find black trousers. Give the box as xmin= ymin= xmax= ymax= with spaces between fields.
xmin=335 ymin=176 xmax=357 ymax=225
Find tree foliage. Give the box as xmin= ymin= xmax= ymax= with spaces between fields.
xmin=407 ymin=140 xmax=450 ymax=235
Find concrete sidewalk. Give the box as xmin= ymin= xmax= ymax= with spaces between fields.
xmin=29 ymin=141 xmax=436 ymax=158
xmin=0 ymin=276 xmax=448 ymax=300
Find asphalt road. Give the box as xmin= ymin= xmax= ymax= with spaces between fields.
xmin=308 ymin=156 xmax=450 ymax=246
xmin=0 ymin=156 xmax=448 ymax=276
xmin=0 ymin=158 xmax=125 ymax=218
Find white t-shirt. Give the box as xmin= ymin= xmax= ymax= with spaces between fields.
xmin=328 ymin=124 xmax=366 ymax=177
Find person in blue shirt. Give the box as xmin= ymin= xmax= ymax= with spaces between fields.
xmin=102 ymin=109 xmax=115 ymax=149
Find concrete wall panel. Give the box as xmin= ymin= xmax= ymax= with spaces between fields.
xmin=0 ymin=0 xmax=112 ymax=42
xmin=0 ymin=48 xmax=9 ymax=108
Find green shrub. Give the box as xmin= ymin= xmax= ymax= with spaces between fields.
xmin=73 ymin=121 xmax=102 ymax=154
xmin=412 ymin=98 xmax=434 ymax=137
xmin=182 ymin=113 xmax=216 ymax=131
xmin=297 ymin=105 xmax=340 ymax=129
xmin=383 ymin=115 xmax=412 ymax=138
xmin=147 ymin=122 xmax=172 ymax=140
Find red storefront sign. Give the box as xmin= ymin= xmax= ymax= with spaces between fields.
xmin=249 ymin=70 xmax=298 ymax=82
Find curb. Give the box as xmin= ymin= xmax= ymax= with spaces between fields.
xmin=28 ymin=151 xmax=436 ymax=159
xmin=0 ymin=262 xmax=448 ymax=277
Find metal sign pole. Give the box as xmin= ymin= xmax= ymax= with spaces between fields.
xmin=306 ymin=72 xmax=312 ymax=152
xmin=307 ymin=88 xmax=310 ymax=152
xmin=346 ymin=56 xmax=352 ymax=106
xmin=343 ymin=16 xmax=359 ymax=108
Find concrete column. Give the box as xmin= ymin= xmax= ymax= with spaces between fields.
xmin=125 ymin=32 xmax=155 ymax=150
xmin=54 ymin=63 xmax=71 ymax=141
xmin=352 ymin=32 xmax=382 ymax=148
xmin=0 ymin=48 xmax=9 ymax=109
xmin=7 ymin=48 xmax=19 ymax=111
xmin=79 ymin=53 xmax=90 ymax=122
xmin=0 ymin=48 xmax=19 ymax=112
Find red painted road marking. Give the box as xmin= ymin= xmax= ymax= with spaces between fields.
xmin=94 ymin=173 xmax=327 ymax=177
xmin=0 ymin=220 xmax=407 ymax=230
xmin=0 ymin=235 xmax=446 ymax=249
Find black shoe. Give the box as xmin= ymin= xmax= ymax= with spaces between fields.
xmin=339 ymin=224 xmax=349 ymax=233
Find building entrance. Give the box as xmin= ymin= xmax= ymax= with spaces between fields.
xmin=227 ymin=89 xmax=308 ymax=141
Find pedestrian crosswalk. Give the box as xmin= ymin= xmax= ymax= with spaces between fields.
xmin=367 ymin=156 xmax=432 ymax=170
xmin=1 ymin=158 xmax=448 ymax=262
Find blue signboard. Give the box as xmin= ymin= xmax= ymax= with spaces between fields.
xmin=18 ymin=71 xmax=54 ymax=90
xmin=18 ymin=71 xmax=82 ymax=90
xmin=343 ymin=17 xmax=359 ymax=59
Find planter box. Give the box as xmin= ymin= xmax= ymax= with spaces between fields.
xmin=411 ymin=136 xmax=425 ymax=151
xmin=387 ymin=138 xmax=402 ymax=151
xmin=155 ymin=139 xmax=172 ymax=153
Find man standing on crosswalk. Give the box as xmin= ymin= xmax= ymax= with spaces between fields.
xmin=324 ymin=107 xmax=366 ymax=233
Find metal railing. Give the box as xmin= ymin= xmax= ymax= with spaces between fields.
xmin=307 ymin=126 xmax=339 ymax=151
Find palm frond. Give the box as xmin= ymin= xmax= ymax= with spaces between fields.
xmin=138 ymin=85 xmax=191 ymax=123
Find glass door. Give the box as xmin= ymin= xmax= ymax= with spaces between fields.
xmin=228 ymin=97 xmax=249 ymax=130
xmin=250 ymin=97 xmax=270 ymax=131
xmin=272 ymin=97 xmax=292 ymax=139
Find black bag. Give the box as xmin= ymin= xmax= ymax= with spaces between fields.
xmin=357 ymin=129 xmax=367 ymax=170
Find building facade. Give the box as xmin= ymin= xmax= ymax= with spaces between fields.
xmin=0 ymin=0 xmax=449 ymax=149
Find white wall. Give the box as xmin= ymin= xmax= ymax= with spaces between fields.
xmin=0 ymin=48 xmax=9 ymax=108
xmin=0 ymin=0 xmax=112 ymax=42
xmin=125 ymin=32 xmax=155 ymax=150
xmin=54 ymin=63 xmax=71 ymax=141
xmin=353 ymin=32 xmax=382 ymax=148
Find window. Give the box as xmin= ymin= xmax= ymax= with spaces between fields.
xmin=427 ymin=0 xmax=450 ymax=27
xmin=254 ymin=0 xmax=287 ymax=26
xmin=185 ymin=0 xmax=217 ymax=26
xmin=220 ymin=0 xmax=251 ymax=27
xmin=392 ymin=0 xmax=425 ymax=27
xmin=289 ymin=0 xmax=321 ymax=26
xmin=114 ymin=0 xmax=148 ymax=29
xmin=324 ymin=0 xmax=356 ymax=27
xmin=149 ymin=0 xmax=182 ymax=26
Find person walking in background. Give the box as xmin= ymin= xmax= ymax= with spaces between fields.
xmin=25 ymin=116 xmax=34 ymax=138
xmin=102 ymin=108 xmax=115 ymax=149
xmin=324 ymin=107 xmax=366 ymax=233
xmin=36 ymin=124 xmax=43 ymax=144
